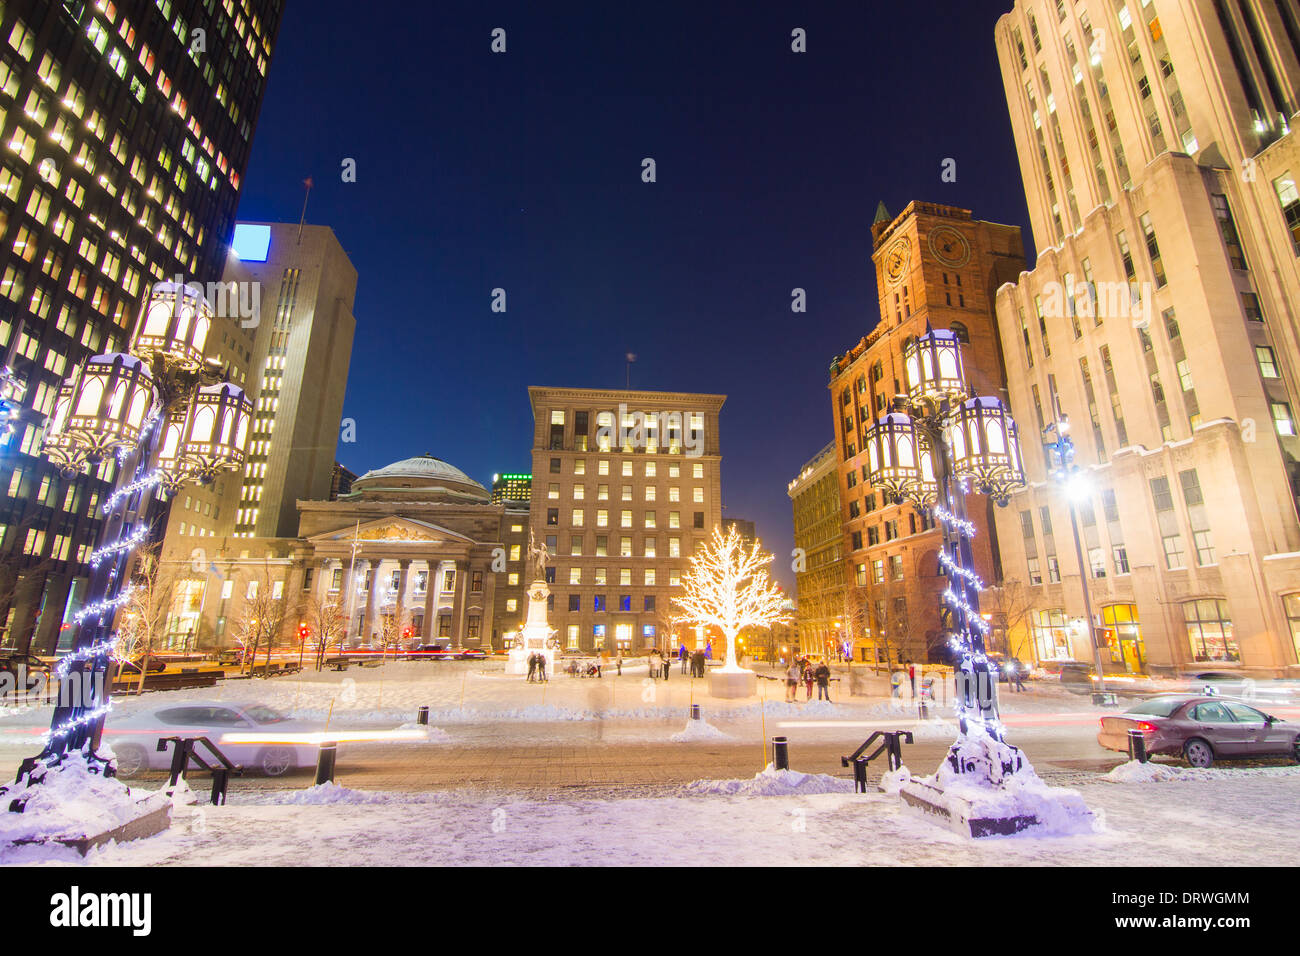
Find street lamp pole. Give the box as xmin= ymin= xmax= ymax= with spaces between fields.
xmin=1043 ymin=416 xmax=1112 ymax=705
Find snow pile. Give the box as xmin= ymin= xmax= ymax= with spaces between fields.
xmin=1102 ymin=761 xmax=1300 ymax=783
xmin=259 ymin=782 xmax=411 ymax=806
xmin=879 ymin=765 xmax=911 ymax=794
xmin=911 ymin=734 xmax=1100 ymax=837
xmin=0 ymin=753 xmax=169 ymax=847
xmin=395 ymin=723 xmax=451 ymax=742
xmin=669 ymin=719 xmax=731 ymax=742
xmin=684 ymin=764 xmax=855 ymax=797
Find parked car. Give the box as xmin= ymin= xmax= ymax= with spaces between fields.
xmin=0 ymin=652 xmax=50 ymax=694
xmin=1165 ymin=670 xmax=1299 ymax=705
xmin=104 ymin=701 xmax=323 ymax=778
xmin=1097 ymin=695 xmax=1300 ymax=768
xmin=116 ymin=653 xmax=167 ymax=675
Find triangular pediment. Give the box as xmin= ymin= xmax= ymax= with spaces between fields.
xmin=309 ymin=515 xmax=475 ymax=545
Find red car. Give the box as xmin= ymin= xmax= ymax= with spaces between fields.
xmin=1098 ymin=695 xmax=1300 ymax=768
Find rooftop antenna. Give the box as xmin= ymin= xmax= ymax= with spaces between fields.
xmin=625 ymin=352 xmax=636 ymax=389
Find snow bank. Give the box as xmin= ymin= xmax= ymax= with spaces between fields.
xmin=684 ymin=764 xmax=855 ymax=797
xmin=1103 ymin=760 xmax=1300 ymax=783
xmin=669 ymin=720 xmax=730 ymax=742
xmin=395 ymin=723 xmax=451 ymax=742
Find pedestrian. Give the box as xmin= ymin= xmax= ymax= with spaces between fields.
xmin=705 ymin=641 xmax=713 ymax=661
xmin=785 ymin=659 xmax=801 ymax=702
xmin=907 ymin=660 xmax=916 ymax=697
xmin=662 ymin=653 xmax=669 ymax=681
xmin=618 ymin=654 xmax=624 ymax=676
xmin=803 ymin=659 xmax=814 ymax=701
xmin=890 ymin=671 xmax=902 ymax=699
xmin=814 ymin=660 xmax=831 ymax=702
xmin=537 ymin=654 xmax=547 ymax=682
xmin=680 ymin=644 xmax=689 ymax=674
xmin=526 ymin=652 xmax=537 ymax=683
xmin=1012 ymin=662 xmax=1027 ymax=693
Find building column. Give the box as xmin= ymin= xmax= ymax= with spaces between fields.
xmin=422 ymin=560 xmax=438 ymax=639
xmin=480 ymin=562 xmax=497 ymax=650
xmin=451 ymin=558 xmax=469 ymax=648
xmin=394 ymin=559 xmax=412 ymax=639
xmin=360 ymin=560 xmax=379 ymax=643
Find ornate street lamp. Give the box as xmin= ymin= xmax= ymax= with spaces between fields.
xmin=862 ymin=326 xmax=1070 ymax=830
xmin=3 ymin=281 xmax=251 ymax=810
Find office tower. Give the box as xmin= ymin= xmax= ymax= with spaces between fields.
xmin=490 ymin=472 xmax=531 ymax=504
xmin=0 ymin=0 xmax=281 ymax=651
xmin=829 ymin=201 xmax=1025 ymax=664
xmin=527 ymin=386 xmax=725 ymax=654
xmin=329 ymin=461 xmax=356 ymax=500
xmin=992 ymin=0 xmax=1300 ymax=674
xmin=787 ymin=441 xmax=845 ymax=657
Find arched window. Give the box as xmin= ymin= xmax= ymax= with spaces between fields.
xmin=75 ymin=376 xmax=103 ymax=415
xmin=191 ymin=405 xmax=216 ymax=442
xmin=950 ymin=321 xmax=969 ymax=343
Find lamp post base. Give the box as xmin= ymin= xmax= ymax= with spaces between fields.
xmin=1 ymin=749 xmax=172 ymax=856
xmin=897 ymin=733 xmax=1097 ymax=839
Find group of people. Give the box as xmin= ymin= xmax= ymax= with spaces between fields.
xmin=647 ymin=648 xmax=674 ymax=680
xmin=525 ymin=652 xmax=548 ymax=683
xmin=784 ymin=656 xmax=833 ymax=702
xmin=682 ymin=645 xmax=711 ymax=678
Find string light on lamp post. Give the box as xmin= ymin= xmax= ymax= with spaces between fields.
xmin=3 ymin=282 xmax=251 ymax=811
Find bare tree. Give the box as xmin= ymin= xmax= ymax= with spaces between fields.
xmin=231 ymin=561 xmax=287 ymax=676
xmin=113 ymin=544 xmax=181 ymax=692
xmin=982 ymin=577 xmax=1038 ymax=660
xmin=299 ymin=593 xmax=347 ymax=670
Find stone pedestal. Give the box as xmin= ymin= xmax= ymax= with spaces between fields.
xmin=505 ymin=578 xmax=557 ymax=677
xmin=707 ymin=669 xmax=757 ymax=699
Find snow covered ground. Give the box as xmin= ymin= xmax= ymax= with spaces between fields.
xmin=3 ymin=762 xmax=1295 ymax=866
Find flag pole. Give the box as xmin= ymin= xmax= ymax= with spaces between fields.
xmin=297 ymin=176 xmax=313 ymax=244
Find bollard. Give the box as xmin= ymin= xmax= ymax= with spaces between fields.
xmin=315 ymin=741 xmax=338 ymax=785
xmin=417 ymin=705 xmax=429 ymax=726
xmin=917 ymin=700 xmax=929 ymax=721
xmin=852 ymin=756 xmax=869 ymax=793
xmin=771 ymin=736 xmax=789 ymax=771
xmin=886 ymin=732 xmax=903 ymax=772
xmin=165 ymin=738 xmax=191 ymax=789
xmin=690 ymin=704 xmax=701 ymax=721
xmin=1127 ymin=728 xmax=1149 ymax=764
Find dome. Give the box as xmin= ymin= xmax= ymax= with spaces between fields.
xmin=351 ymin=454 xmax=489 ymax=502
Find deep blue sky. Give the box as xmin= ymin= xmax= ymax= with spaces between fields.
xmin=234 ymin=0 xmax=1033 ymax=590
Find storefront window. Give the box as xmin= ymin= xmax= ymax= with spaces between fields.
xmin=1030 ymin=608 xmax=1070 ymax=661
xmin=1184 ymin=598 xmax=1238 ymax=662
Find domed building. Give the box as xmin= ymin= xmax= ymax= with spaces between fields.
xmin=292 ymin=454 xmax=529 ymax=648
xmin=172 ymin=454 xmax=530 ymax=652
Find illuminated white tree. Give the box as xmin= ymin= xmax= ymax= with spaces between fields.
xmin=672 ymin=525 xmax=790 ymax=672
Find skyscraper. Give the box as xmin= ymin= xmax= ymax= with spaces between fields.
xmin=787 ymin=441 xmax=845 ymax=657
xmin=830 ymin=201 xmax=1024 ymax=664
xmin=527 ymin=386 xmax=725 ymax=654
xmin=992 ymin=0 xmax=1300 ymax=674
xmin=490 ymin=472 xmax=531 ymax=504
xmin=0 ymin=0 xmax=281 ymax=652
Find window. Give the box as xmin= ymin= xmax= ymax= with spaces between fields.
xmin=1139 ymin=213 xmax=1166 ymax=286
xmin=1027 ymin=556 xmax=1042 ymax=586
xmin=568 ymin=595 xmax=580 ymax=611
xmin=693 ymin=512 xmax=704 ymax=529
xmin=1274 ymin=174 xmax=1300 ymax=254
xmin=1162 ymin=534 xmax=1186 ymax=569
xmin=1183 ymin=599 xmax=1238 ymax=662
xmin=889 ymin=555 xmax=904 ymax=581
xmin=1272 ymin=402 xmax=1296 ymax=436
xmin=1256 ymin=346 xmax=1279 ymax=378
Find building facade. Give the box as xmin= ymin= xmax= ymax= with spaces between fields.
xmin=157 ymin=454 xmax=529 ymax=652
xmin=992 ymin=0 xmax=1300 ymax=676
xmin=830 ymin=201 xmax=1025 ymax=664
xmin=0 ymin=0 xmax=281 ymax=652
xmin=527 ymin=386 xmax=726 ymax=654
xmin=490 ymin=472 xmax=531 ymax=504
xmin=787 ymin=441 xmax=845 ymax=657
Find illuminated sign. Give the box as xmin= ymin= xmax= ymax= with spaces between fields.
xmin=231 ymin=223 xmax=271 ymax=262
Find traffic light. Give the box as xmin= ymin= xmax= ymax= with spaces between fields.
xmin=402 ymin=627 xmax=411 ymax=639
xmin=299 ymin=622 xmax=310 ymax=642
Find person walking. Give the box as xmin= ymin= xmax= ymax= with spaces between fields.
xmin=1012 ymin=661 xmax=1027 ymax=693
xmin=907 ymin=660 xmax=916 ymax=697
xmin=526 ymin=652 xmax=537 ymax=683
xmin=785 ymin=660 xmax=802 ymax=702
xmin=814 ymin=660 xmax=832 ymax=702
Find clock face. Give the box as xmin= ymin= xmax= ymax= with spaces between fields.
xmin=883 ymin=238 xmax=911 ymax=286
xmin=928 ymin=225 xmax=972 ymax=268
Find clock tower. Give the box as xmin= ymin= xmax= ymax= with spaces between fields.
xmin=828 ymin=201 xmax=1025 ymax=665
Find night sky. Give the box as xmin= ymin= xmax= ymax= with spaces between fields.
xmin=233 ymin=0 xmax=1033 ymax=589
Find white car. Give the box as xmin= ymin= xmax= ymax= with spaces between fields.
xmin=104 ymin=701 xmax=323 ymax=777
